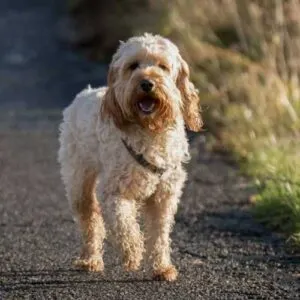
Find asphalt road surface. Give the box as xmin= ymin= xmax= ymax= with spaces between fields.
xmin=0 ymin=1 xmax=299 ymax=299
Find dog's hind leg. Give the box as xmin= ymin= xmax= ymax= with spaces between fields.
xmin=73 ymin=169 xmax=106 ymax=272
xmin=62 ymin=164 xmax=106 ymax=272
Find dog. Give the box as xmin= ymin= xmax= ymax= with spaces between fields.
xmin=58 ymin=33 xmax=202 ymax=281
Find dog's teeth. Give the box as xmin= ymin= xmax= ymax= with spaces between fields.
xmin=138 ymin=103 xmax=154 ymax=114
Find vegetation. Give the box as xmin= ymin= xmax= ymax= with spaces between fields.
xmin=68 ymin=0 xmax=300 ymax=245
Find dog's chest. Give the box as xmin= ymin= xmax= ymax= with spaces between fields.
xmin=97 ymin=121 xmax=187 ymax=201
xmin=117 ymin=166 xmax=161 ymax=201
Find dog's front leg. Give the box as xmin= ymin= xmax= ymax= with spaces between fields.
xmin=144 ymin=169 xmax=186 ymax=281
xmin=109 ymin=197 xmax=144 ymax=271
xmin=144 ymin=193 xmax=179 ymax=281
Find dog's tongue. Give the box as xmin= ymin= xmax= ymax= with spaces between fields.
xmin=138 ymin=98 xmax=156 ymax=114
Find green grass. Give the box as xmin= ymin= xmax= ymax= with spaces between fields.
xmin=243 ymin=143 xmax=300 ymax=245
xmin=254 ymin=181 xmax=300 ymax=244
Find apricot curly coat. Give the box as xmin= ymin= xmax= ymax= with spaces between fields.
xmin=58 ymin=33 xmax=202 ymax=281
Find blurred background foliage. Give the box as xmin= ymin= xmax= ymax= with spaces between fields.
xmin=67 ymin=0 xmax=300 ymax=245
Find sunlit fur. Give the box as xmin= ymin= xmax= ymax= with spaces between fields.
xmin=101 ymin=34 xmax=202 ymax=133
xmin=58 ymin=33 xmax=202 ymax=282
xmin=177 ymin=58 xmax=203 ymax=131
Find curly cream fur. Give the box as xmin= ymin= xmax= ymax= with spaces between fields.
xmin=58 ymin=33 xmax=202 ymax=281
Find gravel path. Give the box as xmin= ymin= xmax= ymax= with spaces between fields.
xmin=0 ymin=1 xmax=299 ymax=299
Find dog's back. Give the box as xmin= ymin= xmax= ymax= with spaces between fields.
xmin=61 ymin=86 xmax=107 ymax=137
xmin=58 ymin=86 xmax=108 ymax=167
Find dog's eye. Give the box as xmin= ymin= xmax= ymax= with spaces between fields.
xmin=129 ymin=62 xmax=139 ymax=71
xmin=158 ymin=64 xmax=169 ymax=71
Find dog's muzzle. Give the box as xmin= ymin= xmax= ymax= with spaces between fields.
xmin=137 ymin=79 xmax=158 ymax=114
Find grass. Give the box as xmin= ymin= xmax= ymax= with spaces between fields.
xmin=254 ymin=181 xmax=300 ymax=244
xmin=68 ymin=0 xmax=300 ymax=246
xmin=244 ymin=142 xmax=300 ymax=245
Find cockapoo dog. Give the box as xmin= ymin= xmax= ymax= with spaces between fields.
xmin=58 ymin=33 xmax=202 ymax=281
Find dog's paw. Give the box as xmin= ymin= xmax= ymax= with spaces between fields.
xmin=122 ymin=248 xmax=143 ymax=272
xmin=73 ymin=257 xmax=104 ymax=272
xmin=123 ymin=258 xmax=141 ymax=272
xmin=153 ymin=265 xmax=178 ymax=282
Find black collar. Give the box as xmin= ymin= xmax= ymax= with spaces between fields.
xmin=122 ymin=139 xmax=166 ymax=176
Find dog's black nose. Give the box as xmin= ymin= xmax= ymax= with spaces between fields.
xmin=140 ymin=79 xmax=154 ymax=93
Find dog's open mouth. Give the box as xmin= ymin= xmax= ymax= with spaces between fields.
xmin=137 ymin=97 xmax=157 ymax=114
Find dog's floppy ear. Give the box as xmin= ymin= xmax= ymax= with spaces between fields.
xmin=101 ymin=66 xmax=128 ymax=130
xmin=176 ymin=57 xmax=203 ymax=132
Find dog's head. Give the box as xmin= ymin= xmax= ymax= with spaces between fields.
xmin=101 ymin=33 xmax=203 ymax=133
